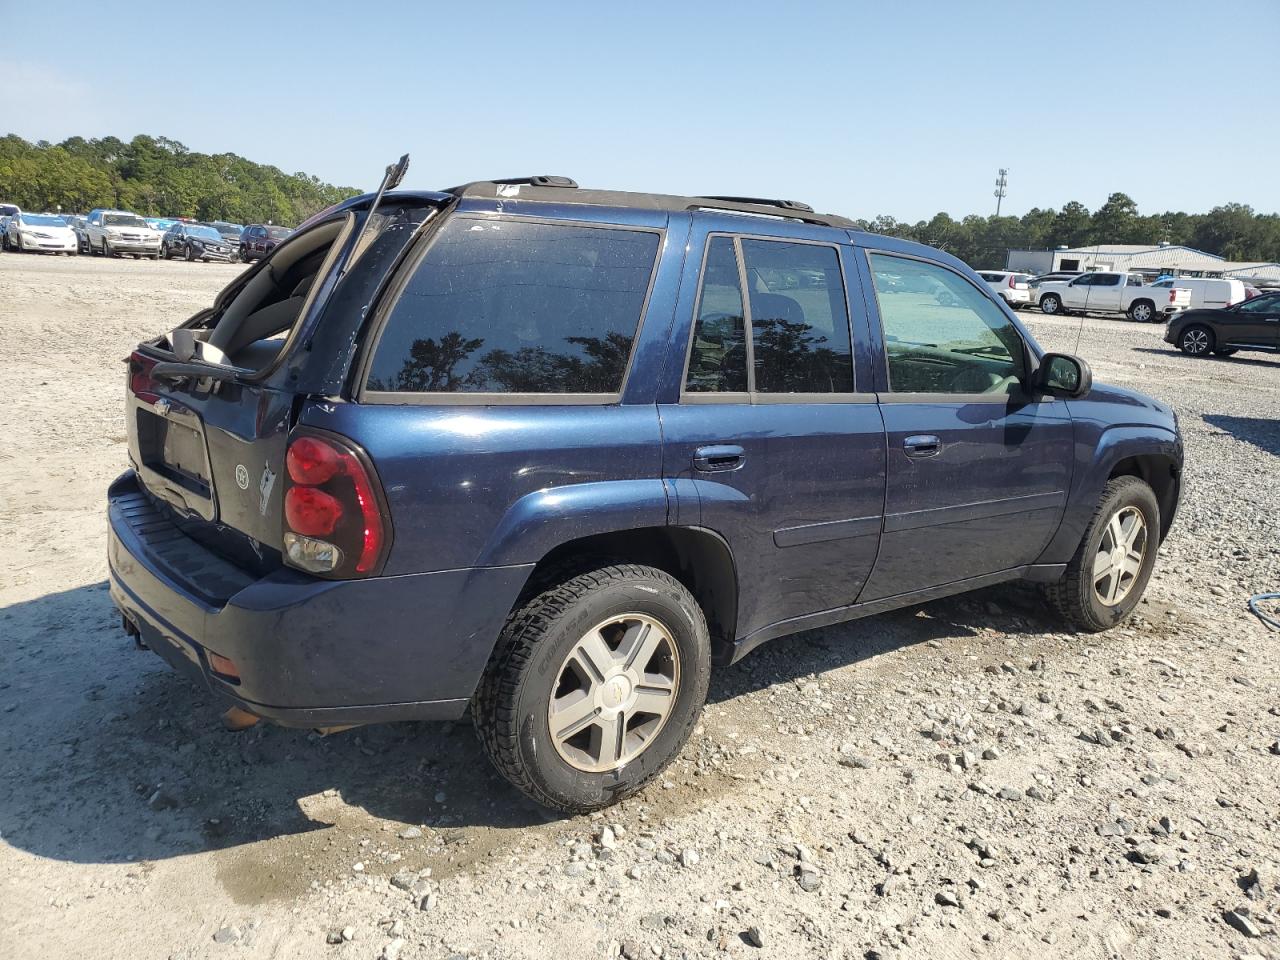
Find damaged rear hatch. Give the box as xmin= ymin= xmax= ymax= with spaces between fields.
xmin=123 ymin=158 xmax=448 ymax=578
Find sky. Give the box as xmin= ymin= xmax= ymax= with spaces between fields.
xmin=3 ymin=0 xmax=1276 ymax=222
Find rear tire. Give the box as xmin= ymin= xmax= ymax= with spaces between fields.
xmin=1044 ymin=476 xmax=1160 ymax=632
xmin=1127 ymin=300 xmax=1155 ymax=323
xmin=473 ymin=562 xmax=711 ymax=814
xmin=1040 ymin=294 xmax=1062 ymax=315
xmin=1179 ymin=324 xmax=1214 ymax=356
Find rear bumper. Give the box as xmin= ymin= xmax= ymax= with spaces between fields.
xmin=107 ymin=471 xmax=533 ymax=727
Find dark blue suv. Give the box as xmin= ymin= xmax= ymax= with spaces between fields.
xmin=108 ymin=171 xmax=1183 ymax=813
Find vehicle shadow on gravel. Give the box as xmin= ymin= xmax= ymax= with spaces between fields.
xmin=708 ymin=582 xmax=1054 ymax=705
xmin=1 ymin=579 xmax=1058 ymax=869
xmin=1131 ymin=346 xmax=1280 ymax=369
xmin=0 ymin=583 xmax=556 ymax=870
xmin=1201 ymin=414 xmax=1280 ymax=457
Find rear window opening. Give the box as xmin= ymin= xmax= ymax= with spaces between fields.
xmin=198 ymin=217 xmax=350 ymax=371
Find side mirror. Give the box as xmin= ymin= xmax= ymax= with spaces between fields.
xmin=1036 ymin=352 xmax=1092 ymax=398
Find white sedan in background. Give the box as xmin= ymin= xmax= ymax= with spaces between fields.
xmin=3 ymin=211 xmax=78 ymax=254
xmin=976 ymin=270 xmax=1033 ymax=308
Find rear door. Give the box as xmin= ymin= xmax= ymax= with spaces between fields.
xmin=1089 ymin=273 xmax=1124 ymax=312
xmin=856 ymin=250 xmax=1073 ymax=600
xmin=658 ymin=216 xmax=886 ymax=642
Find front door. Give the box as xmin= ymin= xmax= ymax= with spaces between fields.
xmin=1223 ymin=292 xmax=1280 ymax=347
xmin=1061 ymin=274 xmax=1092 ymax=310
xmin=857 ymin=251 xmax=1074 ymax=601
xmin=659 ymin=223 xmax=886 ymax=642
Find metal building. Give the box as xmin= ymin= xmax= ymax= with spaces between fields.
xmin=1006 ymin=243 xmax=1280 ymax=285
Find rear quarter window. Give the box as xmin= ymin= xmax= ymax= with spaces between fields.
xmin=366 ymin=218 xmax=660 ymax=396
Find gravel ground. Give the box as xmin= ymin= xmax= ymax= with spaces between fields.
xmin=0 ymin=254 xmax=1277 ymax=960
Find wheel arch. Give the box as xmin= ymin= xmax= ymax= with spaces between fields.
xmin=515 ymin=525 xmax=740 ymax=665
xmin=1106 ymin=452 xmax=1180 ymax=542
xmin=1037 ymin=426 xmax=1182 ymax=563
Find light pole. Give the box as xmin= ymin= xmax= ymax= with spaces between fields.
xmin=994 ymin=168 xmax=1008 ymax=217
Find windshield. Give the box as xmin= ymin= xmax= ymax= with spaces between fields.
xmin=23 ymin=214 xmax=67 ymax=227
xmin=267 ymin=226 xmax=291 ymax=240
xmin=104 ymin=213 xmax=147 ymax=228
xmin=213 ymin=224 xmax=242 ymax=237
xmin=189 ymin=226 xmax=223 ymax=241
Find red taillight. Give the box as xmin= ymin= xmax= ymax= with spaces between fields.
xmin=128 ymin=350 xmax=159 ymax=403
xmin=282 ymin=431 xmax=389 ymax=578
xmin=1169 ymin=290 xmax=1177 ymax=303
xmin=284 ymin=486 xmax=342 ymax=537
xmin=287 ymin=436 xmax=341 ymax=485
xmin=1008 ymin=275 xmax=1016 ymax=288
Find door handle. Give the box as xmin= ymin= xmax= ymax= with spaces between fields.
xmin=903 ymin=435 xmax=942 ymax=458
xmin=693 ymin=444 xmax=745 ymax=473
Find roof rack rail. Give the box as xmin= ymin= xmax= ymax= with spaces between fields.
xmin=700 ymin=195 xmax=815 ymax=214
xmin=445 ymin=175 xmax=578 ymax=195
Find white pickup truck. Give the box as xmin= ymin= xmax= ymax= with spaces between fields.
xmin=1035 ymin=272 xmax=1191 ymax=323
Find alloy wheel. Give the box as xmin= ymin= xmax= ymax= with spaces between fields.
xmin=1132 ymin=303 xmax=1152 ymax=322
xmin=548 ymin=613 xmax=680 ymax=773
xmin=1092 ymin=506 xmax=1147 ymax=607
xmin=1182 ymin=329 xmax=1210 ymax=354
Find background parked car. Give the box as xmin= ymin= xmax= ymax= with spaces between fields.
xmin=239 ymin=224 xmax=292 ymax=261
xmin=204 ymin=221 xmax=244 ymax=259
xmin=160 ymin=223 xmax=239 ymax=262
xmin=145 ymin=217 xmax=180 ymax=234
xmin=1165 ymin=290 xmax=1280 ymax=358
xmin=3 ymin=211 xmax=78 ymax=254
xmin=84 ymin=209 xmax=162 ymax=259
xmin=1150 ymin=276 xmax=1247 ymax=311
xmin=976 ymin=270 xmax=1033 ymax=308
xmin=67 ymin=215 xmax=92 ymax=252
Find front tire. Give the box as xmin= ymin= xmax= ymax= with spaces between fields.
xmin=473 ymin=563 xmax=711 ymax=814
xmin=1127 ymin=300 xmax=1155 ymax=323
xmin=1179 ymin=324 xmax=1214 ymax=356
xmin=1045 ymin=476 xmax=1160 ymax=632
xmin=1040 ymin=294 xmax=1062 ymax=315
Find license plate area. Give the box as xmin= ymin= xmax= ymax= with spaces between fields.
xmin=134 ymin=400 xmax=217 ymax=520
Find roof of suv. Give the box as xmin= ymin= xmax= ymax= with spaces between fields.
xmin=307 ymin=177 xmax=974 ymax=271
xmin=446 ymin=178 xmax=861 ymax=229
xmin=318 ymin=177 xmax=861 ymax=231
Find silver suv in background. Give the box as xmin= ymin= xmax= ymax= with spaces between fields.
xmin=977 ymin=270 xmax=1033 ymax=308
xmin=84 ymin=209 xmax=162 ymax=260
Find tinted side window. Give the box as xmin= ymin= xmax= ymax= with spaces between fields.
xmin=367 ymin=218 xmax=660 ymax=395
xmin=741 ymin=239 xmax=853 ymax=393
xmin=1239 ymin=294 xmax=1280 ymax=313
xmin=685 ymin=237 xmax=747 ymax=393
xmin=868 ymin=254 xmax=1025 ymax=395
xmin=1096 ymin=274 xmax=1121 ymax=287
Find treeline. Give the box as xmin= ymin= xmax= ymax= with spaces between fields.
xmin=2 ymin=138 xmax=1277 ymax=264
xmin=855 ymin=192 xmax=1280 ymax=267
xmin=0 ymin=134 xmax=357 ymax=226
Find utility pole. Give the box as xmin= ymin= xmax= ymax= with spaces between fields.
xmin=994 ymin=168 xmax=1008 ymax=217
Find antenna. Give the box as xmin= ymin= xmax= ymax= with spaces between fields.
xmin=993 ymin=168 xmax=1009 ymax=217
